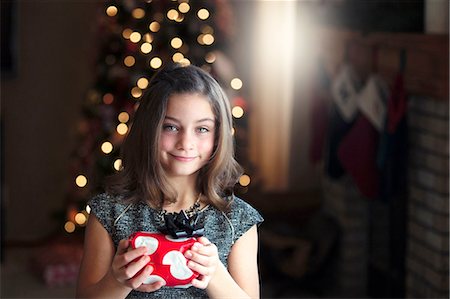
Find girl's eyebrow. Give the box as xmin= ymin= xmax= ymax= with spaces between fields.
xmin=164 ymin=116 xmax=215 ymax=124
xmin=197 ymin=118 xmax=215 ymax=123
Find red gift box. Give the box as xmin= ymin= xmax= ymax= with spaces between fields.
xmin=129 ymin=232 xmax=199 ymax=288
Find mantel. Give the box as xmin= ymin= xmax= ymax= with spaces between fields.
xmin=317 ymin=28 xmax=449 ymax=100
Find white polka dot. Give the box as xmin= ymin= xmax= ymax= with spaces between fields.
xmin=134 ymin=236 xmax=158 ymax=255
xmin=143 ymin=275 xmax=165 ymax=285
xmin=162 ymin=250 xmax=194 ymax=280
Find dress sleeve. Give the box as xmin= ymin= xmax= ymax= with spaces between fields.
xmin=87 ymin=193 xmax=115 ymax=236
xmin=230 ymin=196 xmax=264 ymax=244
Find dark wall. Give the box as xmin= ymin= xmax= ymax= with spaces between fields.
xmin=1 ymin=1 xmax=98 ymax=242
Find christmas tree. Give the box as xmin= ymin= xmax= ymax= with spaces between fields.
xmin=63 ymin=0 xmax=253 ymax=234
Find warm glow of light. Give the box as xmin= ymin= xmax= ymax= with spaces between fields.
xmin=137 ymin=77 xmax=149 ymax=89
xmin=232 ymin=127 xmax=235 ymax=135
xmin=75 ymin=175 xmax=88 ymax=187
xmin=122 ymin=28 xmax=132 ymax=39
xmin=141 ymin=42 xmax=152 ymax=54
xmin=197 ymin=8 xmax=210 ymax=20
xmin=205 ymin=52 xmax=216 ymax=63
xmin=106 ymin=6 xmax=118 ymax=17
xmin=116 ymin=123 xmax=128 ymax=135
xmin=232 ymin=106 xmax=244 ymax=118
xmin=144 ymin=33 xmax=153 ymax=43
xmin=178 ymin=2 xmax=190 ymax=13
xmin=150 ymin=57 xmax=162 ymax=69
xmin=131 ymin=87 xmax=143 ymax=98
xmin=129 ymin=32 xmax=142 ymax=43
xmin=231 ymin=78 xmax=243 ymax=90
xmin=124 ymin=56 xmax=135 ymax=67
xmin=118 ymin=112 xmax=130 ymax=123
xmin=149 ymin=21 xmax=160 ymax=32
xmin=167 ymin=9 xmax=179 ymax=20
xmin=103 ymin=93 xmax=114 ymax=104
xmin=64 ymin=221 xmax=76 ymax=233
xmin=179 ymin=58 xmax=191 ymax=66
xmin=172 ymin=52 xmax=184 ymax=62
xmin=171 ymin=37 xmax=183 ymax=49
xmin=132 ymin=8 xmax=145 ymax=19
xmin=75 ymin=212 xmax=87 ymax=225
xmin=175 ymin=14 xmax=184 ymax=22
xmin=101 ymin=141 xmax=113 ymax=154
xmin=197 ymin=34 xmax=205 ymax=45
xmin=249 ymin=1 xmax=300 ymax=190
xmin=202 ymin=33 xmax=214 ymax=45
xmin=114 ymin=159 xmax=122 ymax=171
xmin=239 ymin=174 xmax=251 ymax=187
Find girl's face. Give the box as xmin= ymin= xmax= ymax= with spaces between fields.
xmin=159 ymin=92 xmax=216 ymax=180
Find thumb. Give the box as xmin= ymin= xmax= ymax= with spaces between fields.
xmin=197 ymin=236 xmax=212 ymax=246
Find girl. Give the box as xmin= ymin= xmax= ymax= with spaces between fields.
xmin=77 ymin=63 xmax=263 ymax=298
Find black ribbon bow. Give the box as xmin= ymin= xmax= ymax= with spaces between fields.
xmin=159 ymin=210 xmax=204 ymax=239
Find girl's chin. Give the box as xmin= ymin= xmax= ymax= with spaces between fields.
xmin=164 ymin=168 xmax=201 ymax=178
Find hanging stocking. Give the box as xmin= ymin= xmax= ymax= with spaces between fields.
xmin=357 ymin=75 xmax=388 ymax=132
xmin=325 ymin=64 xmax=361 ymax=178
xmin=325 ymin=103 xmax=355 ymax=179
xmin=337 ymin=115 xmax=380 ymax=199
xmin=331 ymin=64 xmax=361 ymax=122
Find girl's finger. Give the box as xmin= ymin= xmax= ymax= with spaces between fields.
xmin=119 ymin=255 xmax=151 ymax=281
xmin=191 ymin=277 xmax=209 ymax=289
xmin=197 ymin=237 xmax=211 ymax=246
xmin=191 ymin=241 xmax=217 ymax=256
xmin=185 ymin=250 xmax=211 ymax=267
xmin=116 ymin=246 xmax=148 ymax=267
xmin=135 ymin=275 xmax=166 ymax=292
xmin=123 ymin=265 xmax=153 ymax=289
xmin=129 ymin=265 xmax=157 ymax=289
xmin=187 ymin=259 xmax=211 ymax=277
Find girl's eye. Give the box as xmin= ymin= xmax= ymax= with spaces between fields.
xmin=197 ymin=127 xmax=209 ymax=133
xmin=163 ymin=124 xmax=178 ymax=132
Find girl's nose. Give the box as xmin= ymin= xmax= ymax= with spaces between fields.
xmin=176 ymin=131 xmax=194 ymax=150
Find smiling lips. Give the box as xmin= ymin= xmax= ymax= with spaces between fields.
xmin=171 ymin=154 xmax=197 ymax=162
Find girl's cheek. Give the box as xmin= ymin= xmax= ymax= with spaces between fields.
xmin=200 ymin=146 xmax=214 ymax=159
xmin=160 ymin=135 xmax=174 ymax=149
xmin=199 ymin=136 xmax=215 ymax=151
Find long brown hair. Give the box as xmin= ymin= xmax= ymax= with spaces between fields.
xmin=106 ymin=63 xmax=242 ymax=211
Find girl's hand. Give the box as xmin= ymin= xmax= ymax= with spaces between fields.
xmin=184 ymin=237 xmax=219 ymax=289
xmin=110 ymin=239 xmax=165 ymax=292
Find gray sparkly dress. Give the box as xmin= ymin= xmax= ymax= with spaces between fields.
xmin=88 ymin=193 xmax=263 ymax=299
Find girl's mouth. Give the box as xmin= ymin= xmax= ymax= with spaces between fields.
xmin=171 ymin=154 xmax=197 ymax=162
